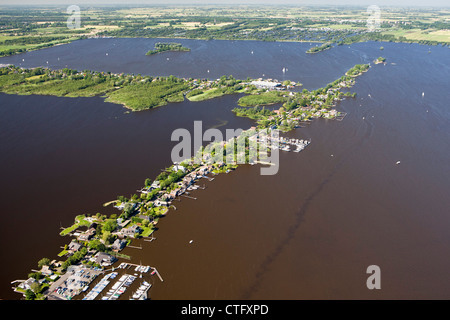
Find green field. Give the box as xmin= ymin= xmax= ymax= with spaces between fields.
xmin=0 ymin=5 xmax=448 ymax=58
xmin=237 ymin=91 xmax=288 ymax=107
xmin=381 ymin=29 xmax=450 ymax=42
xmin=186 ymin=88 xmax=227 ymax=101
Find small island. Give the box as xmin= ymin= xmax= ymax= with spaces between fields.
xmin=374 ymin=56 xmax=386 ymax=64
xmin=345 ymin=63 xmax=370 ymax=76
xmin=146 ymin=42 xmax=190 ymax=55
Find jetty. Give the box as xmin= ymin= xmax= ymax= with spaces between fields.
xmin=181 ymin=194 xmax=197 ymax=200
xmin=151 ymin=267 xmax=164 ymax=282
xmin=335 ymin=112 xmax=347 ymax=121
xmin=127 ymin=244 xmax=142 ymax=250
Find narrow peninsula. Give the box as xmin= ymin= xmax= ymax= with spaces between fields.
xmin=7 ymin=63 xmax=370 ymax=300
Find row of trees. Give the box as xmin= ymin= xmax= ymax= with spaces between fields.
xmin=233 ymin=106 xmax=275 ymax=120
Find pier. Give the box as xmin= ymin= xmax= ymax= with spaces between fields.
xmin=118 ymin=263 xmax=164 ymax=282
xmin=151 ymin=267 xmax=164 ymax=282
xmin=335 ymin=112 xmax=347 ymax=121
xmin=127 ymin=245 xmax=142 ymax=250
xmin=181 ymin=194 xmax=197 ymax=200
xmin=255 ymin=160 xmax=276 ymax=166
xmin=262 ymin=136 xmax=311 ymax=152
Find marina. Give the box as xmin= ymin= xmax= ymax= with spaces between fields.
xmin=131 ymin=281 xmax=152 ymax=300
xmin=72 ymin=262 xmax=160 ymax=300
xmin=103 ymin=274 xmax=136 ymax=300
xmin=262 ymin=135 xmax=311 ymax=153
xmin=83 ymin=272 xmax=113 ymax=300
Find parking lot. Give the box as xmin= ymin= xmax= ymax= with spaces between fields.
xmin=47 ymin=265 xmax=103 ymax=300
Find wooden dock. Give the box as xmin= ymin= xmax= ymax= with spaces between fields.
xmin=181 ymin=194 xmax=197 ymax=200
xmin=255 ymin=160 xmax=276 ymax=166
xmin=335 ymin=112 xmax=347 ymax=121
xmin=127 ymin=245 xmax=142 ymax=250
xmin=152 ymin=267 xmax=164 ymax=282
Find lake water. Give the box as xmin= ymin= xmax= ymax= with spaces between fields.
xmin=0 ymin=39 xmax=449 ymax=299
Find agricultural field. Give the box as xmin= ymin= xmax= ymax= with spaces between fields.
xmin=0 ymin=5 xmax=448 ymax=57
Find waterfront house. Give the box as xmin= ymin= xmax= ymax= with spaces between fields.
xmin=151 ymin=181 xmax=160 ymax=189
xmin=154 ymin=199 xmax=168 ymax=207
xmin=161 ymin=193 xmax=173 ymax=201
xmin=182 ymin=176 xmax=194 ymax=186
xmin=114 ymin=202 xmax=125 ymax=210
xmin=138 ymin=214 xmax=153 ymax=222
xmin=251 ymin=80 xmax=281 ymax=89
xmin=198 ymin=165 xmax=210 ymax=175
xmin=111 ymin=239 xmax=126 ymax=252
xmin=140 ymin=187 xmax=151 ymax=194
xmin=169 ymin=188 xmax=181 ymax=199
xmin=122 ymin=224 xmax=142 ymax=238
xmin=40 ymin=265 xmax=53 ymax=276
xmin=78 ymin=228 xmax=96 ymax=242
xmin=18 ymin=278 xmax=37 ymax=291
xmin=173 ymin=165 xmax=186 ymax=173
xmin=68 ymin=240 xmax=83 ymax=253
xmin=95 ymin=252 xmax=116 ymax=266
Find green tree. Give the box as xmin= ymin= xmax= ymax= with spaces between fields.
xmin=28 ymin=272 xmax=42 ymax=280
xmin=37 ymin=257 xmax=51 ymax=269
xmin=25 ymin=289 xmax=36 ymax=300
xmin=102 ymin=231 xmax=113 ymax=245
xmin=102 ymin=219 xmax=118 ymax=232
xmin=30 ymin=282 xmax=41 ymax=294
xmin=88 ymin=239 xmax=106 ymax=252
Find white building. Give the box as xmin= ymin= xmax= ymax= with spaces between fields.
xmin=251 ymin=80 xmax=281 ymax=89
xmin=173 ymin=165 xmax=186 ymax=173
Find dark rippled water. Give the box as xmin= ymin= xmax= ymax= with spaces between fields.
xmin=0 ymin=39 xmax=449 ymax=299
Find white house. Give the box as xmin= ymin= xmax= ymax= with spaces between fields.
xmin=173 ymin=165 xmax=186 ymax=173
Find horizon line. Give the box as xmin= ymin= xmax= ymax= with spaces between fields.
xmin=0 ymin=3 xmax=449 ymax=8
